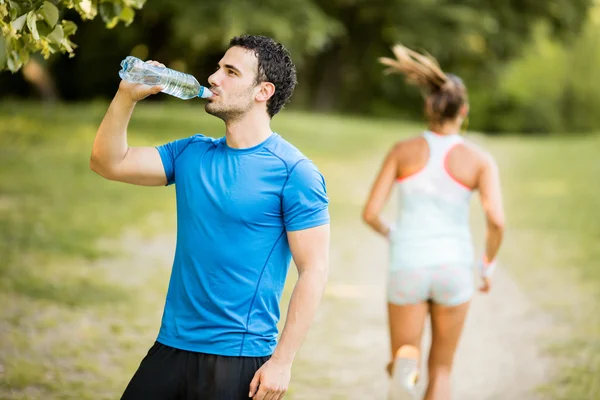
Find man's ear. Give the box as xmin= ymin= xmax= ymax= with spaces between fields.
xmin=256 ymin=82 xmax=275 ymax=102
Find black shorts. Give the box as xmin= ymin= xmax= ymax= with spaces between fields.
xmin=121 ymin=342 xmax=270 ymax=400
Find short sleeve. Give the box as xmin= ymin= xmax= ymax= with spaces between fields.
xmin=156 ymin=134 xmax=204 ymax=185
xmin=282 ymin=159 xmax=330 ymax=231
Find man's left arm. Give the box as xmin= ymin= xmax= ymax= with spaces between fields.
xmin=249 ymin=225 xmax=330 ymax=399
xmin=249 ymin=160 xmax=330 ymax=400
xmin=274 ymin=224 xmax=330 ymax=364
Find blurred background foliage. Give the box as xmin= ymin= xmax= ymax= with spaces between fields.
xmin=2 ymin=0 xmax=600 ymax=133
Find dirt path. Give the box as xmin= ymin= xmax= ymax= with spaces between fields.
xmin=107 ymin=204 xmax=554 ymax=399
xmin=112 ymin=153 xmax=555 ymax=400
xmin=282 ymin=150 xmax=554 ymax=399
xmin=287 ymin=217 xmax=554 ymax=399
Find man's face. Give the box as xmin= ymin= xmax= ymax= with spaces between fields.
xmin=205 ymin=46 xmax=260 ymax=121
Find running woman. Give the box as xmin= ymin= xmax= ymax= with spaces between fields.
xmin=362 ymin=44 xmax=505 ymax=400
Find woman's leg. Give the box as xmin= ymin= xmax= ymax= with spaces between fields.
xmin=423 ymin=301 xmax=470 ymax=400
xmin=388 ymin=301 xmax=429 ymax=374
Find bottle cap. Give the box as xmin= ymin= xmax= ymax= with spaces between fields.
xmin=198 ymin=87 xmax=214 ymax=98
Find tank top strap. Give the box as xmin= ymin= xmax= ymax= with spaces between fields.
xmin=422 ymin=131 xmax=464 ymax=170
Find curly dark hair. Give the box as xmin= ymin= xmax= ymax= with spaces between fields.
xmin=229 ymin=35 xmax=297 ymax=118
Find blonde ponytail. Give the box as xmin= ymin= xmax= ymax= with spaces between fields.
xmin=379 ymin=44 xmax=468 ymax=123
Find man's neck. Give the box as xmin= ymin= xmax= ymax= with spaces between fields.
xmin=225 ymin=112 xmax=273 ymax=149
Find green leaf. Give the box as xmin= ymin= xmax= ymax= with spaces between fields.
xmin=47 ymin=24 xmax=64 ymax=44
xmin=120 ymin=6 xmax=134 ymax=25
xmin=40 ymin=1 xmax=59 ymax=28
xmin=78 ymin=0 xmax=96 ymax=19
xmin=130 ymin=0 xmax=146 ymax=9
xmin=7 ymin=50 xmax=22 ymax=72
xmin=36 ymin=20 xmax=53 ymax=37
xmin=27 ymin=11 xmax=40 ymax=41
xmin=99 ymin=2 xmax=118 ymax=24
xmin=8 ymin=1 xmax=21 ymax=19
xmin=7 ymin=57 xmax=17 ymax=72
xmin=63 ymin=38 xmax=76 ymax=53
xmin=18 ymin=48 xmax=29 ymax=66
xmin=113 ymin=2 xmax=123 ymax=17
xmin=62 ymin=20 xmax=77 ymax=36
xmin=11 ymin=14 xmax=27 ymax=31
xmin=47 ymin=43 xmax=58 ymax=54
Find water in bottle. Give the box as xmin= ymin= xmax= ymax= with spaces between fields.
xmin=118 ymin=56 xmax=213 ymax=100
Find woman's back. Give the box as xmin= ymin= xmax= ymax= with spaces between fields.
xmin=390 ymin=131 xmax=485 ymax=268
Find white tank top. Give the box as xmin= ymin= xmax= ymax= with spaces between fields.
xmin=389 ymin=131 xmax=474 ymax=269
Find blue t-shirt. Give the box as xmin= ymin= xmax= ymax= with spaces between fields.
xmin=155 ymin=132 xmax=329 ymax=357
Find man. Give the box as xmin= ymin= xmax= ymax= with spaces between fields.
xmin=91 ymin=34 xmax=330 ymax=400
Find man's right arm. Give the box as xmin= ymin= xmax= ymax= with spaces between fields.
xmin=90 ymin=62 xmax=166 ymax=186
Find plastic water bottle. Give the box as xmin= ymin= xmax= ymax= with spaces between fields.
xmin=118 ymin=56 xmax=213 ymax=100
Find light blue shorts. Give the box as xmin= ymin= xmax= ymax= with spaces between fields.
xmin=387 ymin=264 xmax=474 ymax=307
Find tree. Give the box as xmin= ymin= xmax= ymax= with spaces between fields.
xmin=1 ymin=0 xmax=595 ymax=133
xmin=0 ymin=0 xmax=146 ymax=72
xmin=301 ymin=0 xmax=594 ymax=114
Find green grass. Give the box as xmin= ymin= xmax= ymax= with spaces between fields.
xmin=488 ymin=134 xmax=600 ymax=399
xmin=0 ymin=100 xmax=598 ymax=399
